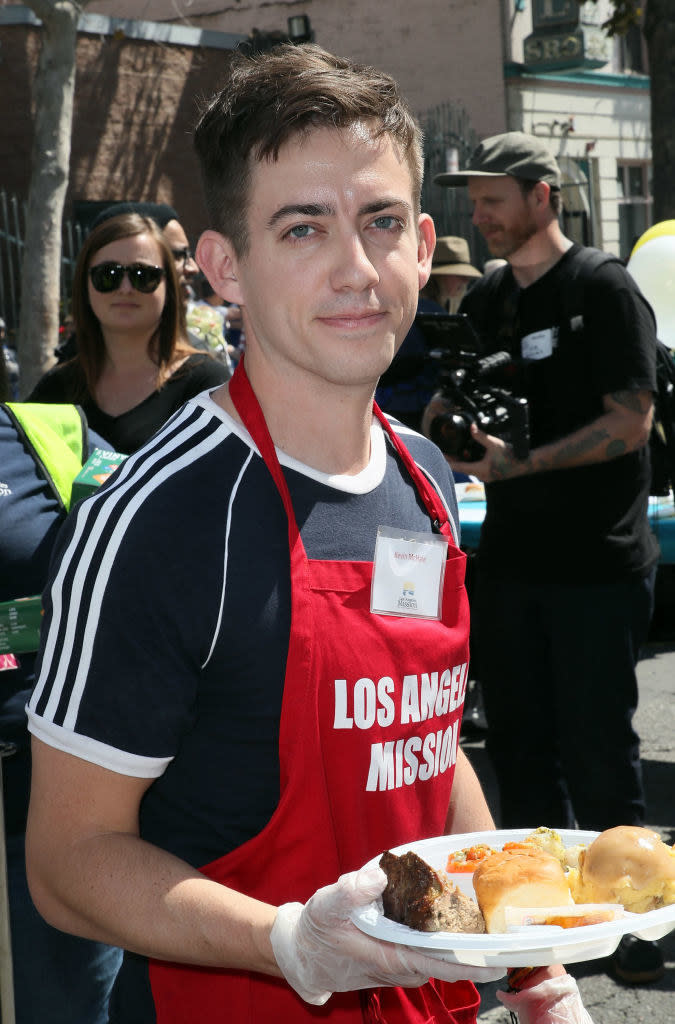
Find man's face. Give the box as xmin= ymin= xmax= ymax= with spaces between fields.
xmin=163 ymin=219 xmax=199 ymax=300
xmin=468 ymin=176 xmax=538 ymax=259
xmin=217 ymin=125 xmax=434 ymax=392
xmin=435 ymin=273 xmax=470 ymax=300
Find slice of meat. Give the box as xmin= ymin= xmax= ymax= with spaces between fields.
xmin=380 ymin=850 xmax=485 ymax=933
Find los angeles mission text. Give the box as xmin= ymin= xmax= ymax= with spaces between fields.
xmin=333 ymin=662 xmax=468 ymax=792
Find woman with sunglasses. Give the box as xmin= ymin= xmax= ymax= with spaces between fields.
xmin=28 ymin=213 xmax=229 ymax=454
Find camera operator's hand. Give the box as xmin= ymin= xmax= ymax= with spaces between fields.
xmin=446 ymin=423 xmax=530 ymax=484
xmin=420 ymin=393 xmax=452 ymax=441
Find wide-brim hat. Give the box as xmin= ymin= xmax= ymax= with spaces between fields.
xmin=430 ymin=236 xmax=482 ymax=278
xmin=435 ymin=132 xmax=561 ymax=189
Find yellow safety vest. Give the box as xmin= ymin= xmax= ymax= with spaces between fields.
xmin=3 ymin=403 xmax=87 ymax=512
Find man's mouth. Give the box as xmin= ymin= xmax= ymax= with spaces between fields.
xmin=317 ymin=310 xmax=386 ymax=329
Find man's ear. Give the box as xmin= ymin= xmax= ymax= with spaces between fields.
xmin=417 ymin=213 xmax=436 ymax=290
xmin=533 ymin=180 xmax=552 ymax=211
xmin=196 ymin=231 xmax=244 ymax=306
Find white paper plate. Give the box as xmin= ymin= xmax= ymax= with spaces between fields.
xmin=350 ymin=830 xmax=675 ymax=967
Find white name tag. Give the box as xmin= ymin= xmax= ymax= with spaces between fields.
xmin=521 ymin=328 xmax=557 ymax=361
xmin=371 ymin=527 xmax=448 ymax=619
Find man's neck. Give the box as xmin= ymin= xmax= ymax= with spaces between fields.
xmin=214 ymin=360 xmax=376 ymax=477
xmin=509 ymin=225 xmax=574 ymax=289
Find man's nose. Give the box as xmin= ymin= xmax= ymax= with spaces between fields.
xmin=183 ymin=253 xmax=199 ymax=278
xmin=330 ymin=233 xmax=380 ymax=291
xmin=471 ymin=203 xmax=486 ymax=228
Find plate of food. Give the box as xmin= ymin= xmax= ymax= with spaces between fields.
xmin=350 ymin=826 xmax=675 ymax=967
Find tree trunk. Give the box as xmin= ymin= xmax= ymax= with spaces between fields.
xmin=644 ymin=0 xmax=675 ymax=222
xmin=17 ymin=1 xmax=81 ymax=397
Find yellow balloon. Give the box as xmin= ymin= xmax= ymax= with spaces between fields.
xmin=631 ymin=220 xmax=675 ymax=257
xmin=627 ymin=235 xmax=675 ymax=347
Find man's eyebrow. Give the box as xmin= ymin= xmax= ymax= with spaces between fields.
xmin=267 ymin=197 xmax=412 ymax=229
xmin=359 ymin=198 xmax=412 ymax=216
xmin=267 ymin=203 xmax=334 ymax=228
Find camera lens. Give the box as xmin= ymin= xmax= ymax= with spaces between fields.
xmin=429 ymin=412 xmax=473 ymax=457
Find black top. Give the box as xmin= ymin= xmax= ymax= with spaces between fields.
xmin=28 ymin=353 xmax=229 ymax=454
xmin=460 ymin=244 xmax=659 ymax=583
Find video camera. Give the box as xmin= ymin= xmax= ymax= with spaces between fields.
xmin=416 ymin=312 xmax=530 ymax=462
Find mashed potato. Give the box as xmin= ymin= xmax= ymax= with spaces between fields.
xmin=568 ymin=826 xmax=675 ymax=913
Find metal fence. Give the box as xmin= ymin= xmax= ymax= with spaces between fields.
xmin=0 ymin=190 xmax=84 ymax=336
xmin=419 ymin=101 xmax=489 ymax=267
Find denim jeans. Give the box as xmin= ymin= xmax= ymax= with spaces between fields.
xmin=473 ymin=568 xmax=656 ymax=831
xmin=6 ymin=832 xmax=123 ymax=1024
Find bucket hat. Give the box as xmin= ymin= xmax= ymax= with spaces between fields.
xmin=430 ymin=236 xmax=482 ymax=278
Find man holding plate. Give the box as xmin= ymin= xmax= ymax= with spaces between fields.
xmin=26 ymin=45 xmax=593 ymax=1024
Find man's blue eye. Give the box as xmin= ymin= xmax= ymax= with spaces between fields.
xmin=289 ymin=225 xmax=313 ymax=238
xmin=373 ymin=216 xmax=400 ymax=230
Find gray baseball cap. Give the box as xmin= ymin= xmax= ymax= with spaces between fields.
xmin=435 ymin=132 xmax=561 ymax=188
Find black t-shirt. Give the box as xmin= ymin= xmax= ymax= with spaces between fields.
xmin=460 ymin=245 xmax=659 ymax=583
xmin=28 ymin=353 xmax=229 ymax=454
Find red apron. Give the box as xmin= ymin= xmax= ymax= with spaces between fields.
xmin=149 ymin=360 xmax=478 ymax=1023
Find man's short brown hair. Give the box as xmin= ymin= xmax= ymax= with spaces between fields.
xmin=193 ymin=44 xmax=424 ymax=256
xmin=517 ymin=177 xmax=563 ymax=216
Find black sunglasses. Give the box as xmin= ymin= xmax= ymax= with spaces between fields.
xmin=89 ymin=262 xmax=166 ymax=294
xmin=171 ymin=247 xmax=194 ymax=265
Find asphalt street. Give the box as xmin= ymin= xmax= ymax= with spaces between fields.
xmin=461 ymin=635 xmax=675 ymax=1024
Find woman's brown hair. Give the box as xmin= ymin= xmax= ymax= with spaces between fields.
xmin=70 ymin=213 xmax=190 ymax=398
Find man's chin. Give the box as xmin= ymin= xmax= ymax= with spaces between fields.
xmin=484 ymin=237 xmax=507 ymax=259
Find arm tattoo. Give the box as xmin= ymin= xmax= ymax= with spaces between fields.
xmin=607 ymin=439 xmax=628 ymax=458
xmin=490 ymin=449 xmax=521 ymax=481
xmin=538 ymin=426 xmax=614 ymax=472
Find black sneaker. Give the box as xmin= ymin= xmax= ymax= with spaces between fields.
xmin=611 ymin=935 xmax=665 ymax=985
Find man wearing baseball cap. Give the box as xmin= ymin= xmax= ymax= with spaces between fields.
xmin=432 ymin=132 xmax=662 ymax=985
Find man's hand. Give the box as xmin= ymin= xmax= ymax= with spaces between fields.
xmin=270 ymin=866 xmax=505 ymax=1005
xmin=497 ymin=972 xmax=594 ymax=1023
xmin=421 ymin=395 xmax=529 ymax=484
xmin=448 ymin=424 xmax=530 ymax=483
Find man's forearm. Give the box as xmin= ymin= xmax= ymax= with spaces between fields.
xmin=26 ymin=740 xmax=281 ymax=975
xmin=26 ymin=827 xmax=282 ymax=974
xmin=449 ymin=392 xmax=653 ymax=483
xmin=491 ymin=410 xmax=630 ymax=481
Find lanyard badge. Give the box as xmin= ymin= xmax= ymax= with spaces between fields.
xmin=371 ymin=526 xmax=448 ymax=620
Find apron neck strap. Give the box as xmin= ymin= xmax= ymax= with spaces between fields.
xmin=372 ymin=403 xmax=451 ymax=538
xmin=229 ymin=357 xmax=300 ymax=542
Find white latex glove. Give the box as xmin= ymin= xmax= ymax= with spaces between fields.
xmin=270 ymin=865 xmax=505 ymax=1005
xmin=497 ymin=974 xmax=595 ymax=1024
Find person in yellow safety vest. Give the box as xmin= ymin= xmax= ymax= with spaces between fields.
xmin=0 ymin=402 xmax=123 ymax=1023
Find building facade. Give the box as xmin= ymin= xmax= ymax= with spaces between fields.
xmin=1 ymin=0 xmax=653 ymax=289
xmin=85 ymin=0 xmax=653 ymax=258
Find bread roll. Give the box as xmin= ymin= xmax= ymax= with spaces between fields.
xmin=473 ymin=848 xmax=573 ymax=933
